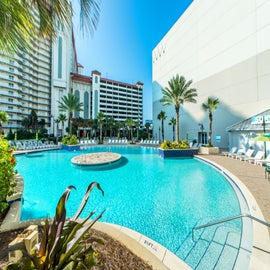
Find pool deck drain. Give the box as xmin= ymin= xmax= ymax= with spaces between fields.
xmin=71 ymin=152 xmax=122 ymax=166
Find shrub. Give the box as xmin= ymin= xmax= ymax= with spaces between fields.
xmin=61 ymin=135 xmax=79 ymax=145
xmin=1 ymin=182 xmax=105 ymax=270
xmin=160 ymin=140 xmax=190 ymax=149
xmin=0 ymin=136 xmax=17 ymax=213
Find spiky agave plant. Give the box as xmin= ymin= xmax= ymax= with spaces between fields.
xmin=2 ymin=182 xmax=105 ymax=270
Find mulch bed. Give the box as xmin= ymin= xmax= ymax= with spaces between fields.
xmin=0 ymin=226 xmax=153 ymax=270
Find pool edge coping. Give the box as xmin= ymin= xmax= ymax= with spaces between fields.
xmin=195 ymin=155 xmax=270 ymax=270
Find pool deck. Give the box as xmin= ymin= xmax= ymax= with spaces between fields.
xmin=198 ymin=153 xmax=270 ymax=270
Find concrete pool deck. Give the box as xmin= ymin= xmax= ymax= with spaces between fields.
xmin=197 ymin=153 xmax=270 ymax=270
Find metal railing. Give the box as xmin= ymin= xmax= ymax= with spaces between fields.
xmin=192 ymin=213 xmax=270 ymax=240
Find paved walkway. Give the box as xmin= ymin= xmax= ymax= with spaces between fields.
xmin=200 ymin=154 xmax=270 ymax=228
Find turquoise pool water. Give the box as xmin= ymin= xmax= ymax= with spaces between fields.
xmin=16 ymin=146 xmax=244 ymax=268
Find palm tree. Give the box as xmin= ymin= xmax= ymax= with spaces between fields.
xmin=169 ymin=117 xmax=176 ymax=141
xmin=58 ymin=93 xmax=83 ymax=135
xmin=202 ymin=97 xmax=219 ymax=147
xmin=0 ymin=0 xmax=100 ymax=54
xmin=55 ymin=118 xmax=60 ymax=143
xmin=58 ymin=113 xmax=67 ymax=137
xmin=135 ymin=121 xmax=140 ymax=140
xmin=0 ymin=111 xmax=9 ymax=135
xmin=106 ymin=117 xmax=116 ymax=138
xmin=125 ymin=118 xmax=135 ymax=140
xmin=29 ymin=110 xmax=38 ymax=132
xmin=97 ymin=111 xmax=105 ymax=143
xmin=160 ymin=74 xmax=197 ymax=142
xmin=157 ymin=111 xmax=167 ymax=142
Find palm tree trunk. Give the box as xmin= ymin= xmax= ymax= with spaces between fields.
xmin=69 ymin=112 xmax=72 ymax=135
xmin=176 ymin=109 xmax=180 ymax=142
xmin=161 ymin=120 xmax=164 ymax=142
xmin=208 ymin=113 xmax=213 ymax=146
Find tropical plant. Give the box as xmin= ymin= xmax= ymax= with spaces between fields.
xmin=61 ymin=135 xmax=79 ymax=145
xmin=1 ymin=182 xmax=105 ymax=270
xmin=58 ymin=93 xmax=83 ymax=135
xmin=160 ymin=74 xmax=197 ymax=142
xmin=0 ymin=136 xmax=16 ymax=213
xmin=169 ymin=117 xmax=176 ymax=141
xmin=160 ymin=140 xmax=189 ymax=150
xmin=97 ymin=111 xmax=105 ymax=143
xmin=202 ymin=97 xmax=219 ymax=147
xmin=144 ymin=122 xmax=151 ymax=139
xmin=157 ymin=111 xmax=167 ymax=142
xmin=0 ymin=111 xmax=9 ymax=135
xmin=125 ymin=118 xmax=135 ymax=140
xmin=135 ymin=121 xmax=140 ymax=140
xmin=58 ymin=114 xmax=67 ymax=137
xmin=0 ymin=0 xmax=100 ymax=54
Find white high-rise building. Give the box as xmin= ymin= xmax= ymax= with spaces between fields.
xmin=0 ymin=12 xmax=143 ymax=135
xmin=152 ymin=0 xmax=270 ymax=148
xmin=0 ymin=16 xmax=74 ymax=135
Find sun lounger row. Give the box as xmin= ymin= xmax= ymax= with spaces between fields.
xmin=140 ymin=139 xmax=160 ymax=145
xmin=80 ymin=139 xmax=97 ymax=145
xmin=14 ymin=140 xmax=55 ymax=150
xmin=106 ymin=138 xmax=128 ymax=144
xmin=222 ymin=147 xmax=270 ymax=165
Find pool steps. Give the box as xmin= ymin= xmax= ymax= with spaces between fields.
xmin=176 ymin=223 xmax=247 ymax=269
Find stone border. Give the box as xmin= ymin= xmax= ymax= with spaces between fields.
xmin=71 ymin=152 xmax=122 ymax=166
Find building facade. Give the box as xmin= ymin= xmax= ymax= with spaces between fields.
xmin=0 ymin=17 xmax=73 ymax=135
xmin=71 ymin=69 xmax=143 ymax=126
xmin=0 ymin=17 xmax=143 ymax=135
xmin=152 ymin=0 xmax=270 ymax=148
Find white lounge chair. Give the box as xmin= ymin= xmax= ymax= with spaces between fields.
xmin=230 ymin=149 xmax=245 ymax=158
xmin=238 ymin=149 xmax=255 ymax=161
xmin=222 ymin=147 xmax=237 ymax=157
xmin=255 ymin=153 xmax=270 ymax=166
xmin=245 ymin=150 xmax=264 ymax=164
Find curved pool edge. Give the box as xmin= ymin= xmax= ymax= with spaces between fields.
xmin=93 ymin=222 xmax=191 ymax=270
xmin=0 ymin=216 xmax=191 ymax=270
xmin=195 ymin=155 xmax=270 ymax=270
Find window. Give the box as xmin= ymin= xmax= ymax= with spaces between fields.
xmin=8 ymin=90 xmax=14 ymax=95
xmin=74 ymin=90 xmax=80 ymax=118
xmin=9 ymin=60 xmax=14 ymax=65
xmin=8 ymin=106 xmax=13 ymax=110
xmin=58 ymin=36 xmax=63 ymax=78
xmin=9 ymin=67 xmax=14 ymax=72
xmin=8 ymin=98 xmax=13 ymax=103
xmin=9 ymin=75 xmax=14 ymax=80
xmin=95 ymin=76 xmax=98 ymax=83
xmin=9 ymin=83 xmax=14 ymax=88
xmin=84 ymin=92 xmax=89 ymax=118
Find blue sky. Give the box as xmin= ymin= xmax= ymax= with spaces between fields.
xmin=73 ymin=0 xmax=193 ymax=122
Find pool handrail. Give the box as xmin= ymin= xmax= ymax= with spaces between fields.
xmin=192 ymin=213 xmax=270 ymax=241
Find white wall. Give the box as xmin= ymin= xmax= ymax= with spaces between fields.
xmin=152 ymin=0 xmax=270 ymax=148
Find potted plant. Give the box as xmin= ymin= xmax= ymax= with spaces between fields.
xmin=61 ymin=135 xmax=80 ymax=151
xmin=158 ymin=140 xmax=198 ymax=158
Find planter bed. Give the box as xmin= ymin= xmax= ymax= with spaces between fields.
xmin=158 ymin=148 xmax=198 ymax=158
xmin=61 ymin=144 xmax=80 ymax=151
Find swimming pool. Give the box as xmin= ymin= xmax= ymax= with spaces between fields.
xmin=16 ymin=146 xmax=250 ymax=269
